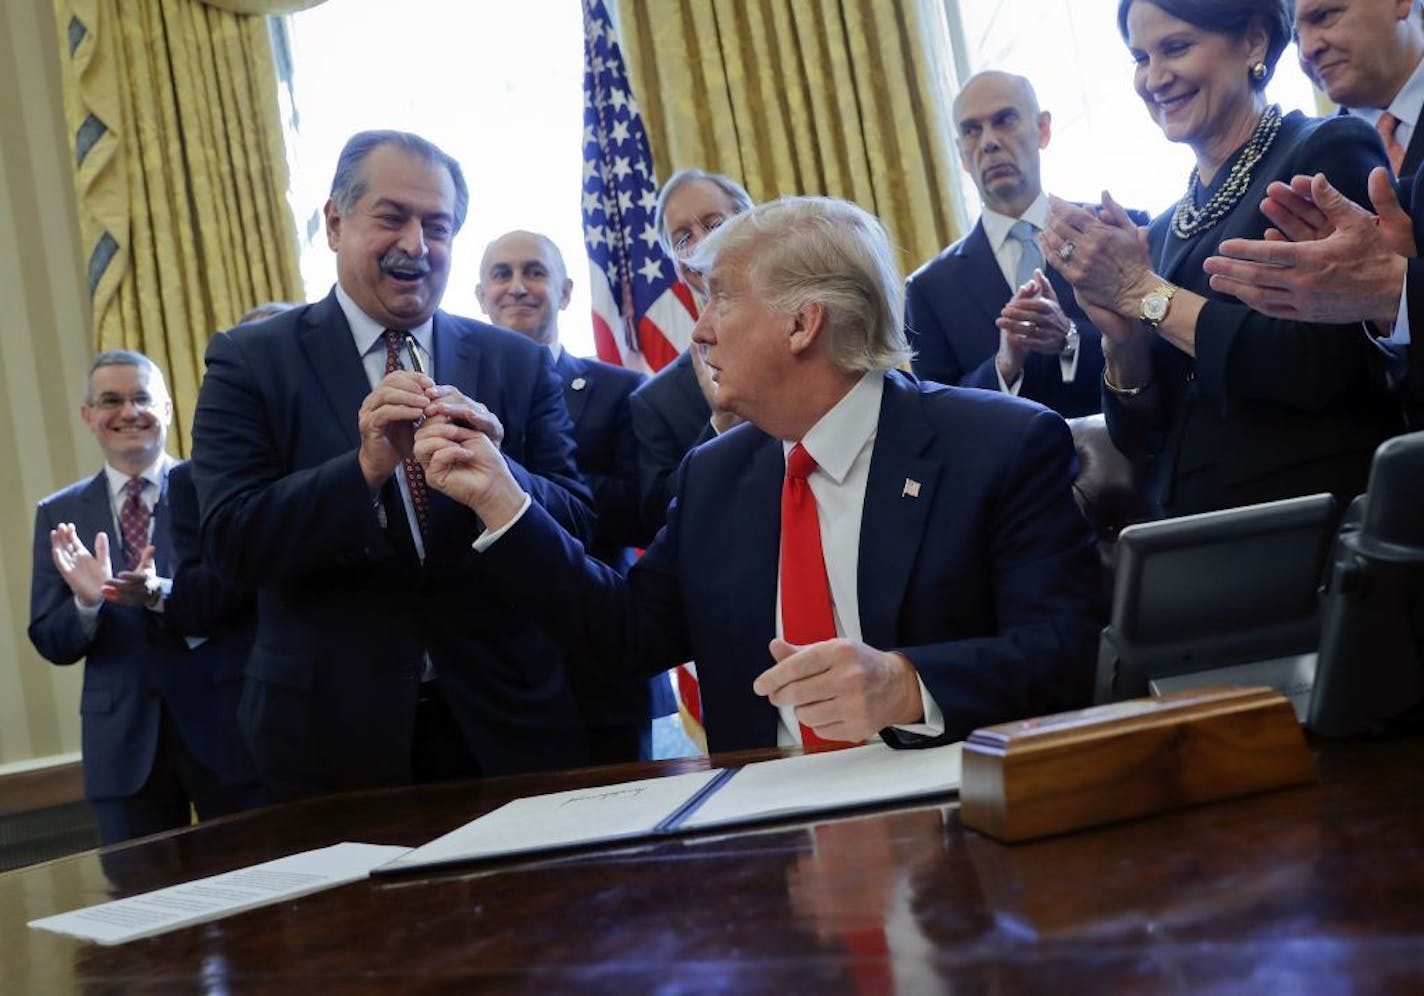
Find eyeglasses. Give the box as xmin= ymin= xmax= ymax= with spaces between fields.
xmin=671 ymin=213 xmax=729 ymax=257
xmin=87 ymin=393 xmax=158 ymax=412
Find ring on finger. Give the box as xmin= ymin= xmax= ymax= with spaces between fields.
xmin=1058 ymin=240 xmax=1076 ymax=262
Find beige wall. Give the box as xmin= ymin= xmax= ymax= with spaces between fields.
xmin=0 ymin=0 xmax=108 ymax=770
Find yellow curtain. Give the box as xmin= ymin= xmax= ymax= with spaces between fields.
xmin=51 ymin=0 xmax=303 ymax=455
xmin=617 ymin=0 xmax=964 ymax=277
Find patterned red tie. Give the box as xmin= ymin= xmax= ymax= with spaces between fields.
xmin=119 ymin=476 xmax=150 ymax=570
xmin=383 ymin=329 xmax=430 ymax=539
xmin=1378 ymin=112 xmax=1407 ymax=176
xmin=780 ymin=443 xmax=855 ymax=751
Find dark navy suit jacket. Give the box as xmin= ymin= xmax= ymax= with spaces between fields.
xmin=478 ymin=371 xmax=1102 ymax=752
xmin=904 ymin=206 xmax=1146 ymax=417
xmin=191 ymin=290 xmax=596 ymax=798
xmin=28 ymin=459 xmax=249 ymax=799
xmin=554 ymin=350 xmax=646 ymax=570
xmin=163 ymin=460 xmax=256 ymax=786
xmin=629 ymin=349 xmax=714 ymax=539
xmin=1110 ymin=112 xmax=1402 ymax=516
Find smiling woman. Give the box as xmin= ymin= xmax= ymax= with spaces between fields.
xmin=950 ymin=0 xmax=1320 ymax=217
xmin=1038 ymin=0 xmax=1403 ymax=519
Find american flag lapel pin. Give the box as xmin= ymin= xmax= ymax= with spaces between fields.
xmin=902 ymin=478 xmax=921 ymax=499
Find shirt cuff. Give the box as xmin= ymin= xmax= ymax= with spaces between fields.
xmin=147 ymin=576 xmax=171 ymax=614
xmin=889 ymin=675 xmax=945 ymax=738
xmin=1388 ymin=278 xmax=1412 ymax=346
xmin=471 ymin=493 xmax=532 ymax=552
xmin=1060 ymin=322 xmax=1081 ymax=382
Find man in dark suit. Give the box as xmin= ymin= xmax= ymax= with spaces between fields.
xmin=190 ymin=131 xmax=596 ymax=802
xmin=1296 ymin=0 xmax=1424 ymax=179
xmin=29 ymin=352 xmax=253 ymax=843
xmin=906 ymin=72 xmax=1143 ymax=418
xmin=476 ymin=228 xmax=673 ymax=761
xmin=415 ymin=196 xmax=1102 ymax=751
xmin=631 ymin=169 xmax=754 ymax=536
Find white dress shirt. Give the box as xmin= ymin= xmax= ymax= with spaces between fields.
xmin=980 ymin=192 xmax=1081 ymax=392
xmin=773 ymin=371 xmax=944 ymax=746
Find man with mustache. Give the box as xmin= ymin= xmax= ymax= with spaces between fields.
xmin=191 ymin=131 xmax=596 ymax=801
xmin=1295 ymin=0 xmax=1424 ymax=179
xmin=906 ymin=72 xmax=1143 ymax=418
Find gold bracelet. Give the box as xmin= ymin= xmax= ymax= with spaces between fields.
xmin=1103 ymin=371 xmax=1152 ymax=397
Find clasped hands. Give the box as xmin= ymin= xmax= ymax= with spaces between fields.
xmin=1041 ymin=192 xmax=1156 ymax=327
xmin=50 ymin=523 xmax=162 ymax=609
xmin=996 ymin=268 xmax=1074 ymax=384
xmin=357 ymin=370 xmax=504 ymax=490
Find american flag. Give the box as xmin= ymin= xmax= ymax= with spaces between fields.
xmin=581 ymin=0 xmax=705 ymax=752
xmin=580 ymin=0 xmax=698 ymax=374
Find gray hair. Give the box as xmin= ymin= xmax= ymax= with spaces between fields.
xmin=329 ymin=130 xmax=469 ymax=233
xmin=85 ymin=350 xmax=165 ymax=404
xmin=654 ymin=168 xmax=754 ymax=259
xmin=687 ymin=196 xmax=911 ymax=374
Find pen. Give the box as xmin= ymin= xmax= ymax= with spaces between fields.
xmin=404 ymin=333 xmax=426 ymax=376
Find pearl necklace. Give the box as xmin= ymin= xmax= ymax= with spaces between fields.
xmin=1171 ymin=104 xmax=1283 ymax=239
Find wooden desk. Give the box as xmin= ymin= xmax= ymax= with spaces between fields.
xmin=5 ymin=738 xmax=1423 ymax=993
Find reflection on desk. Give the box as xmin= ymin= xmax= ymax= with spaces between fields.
xmin=5 ymin=739 xmax=1424 ymax=993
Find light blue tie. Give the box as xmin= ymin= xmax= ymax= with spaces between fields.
xmin=1008 ymin=219 xmax=1043 ymax=289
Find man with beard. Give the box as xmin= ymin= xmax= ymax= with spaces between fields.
xmin=906 ymin=71 xmax=1144 ymax=418
xmin=190 ymin=131 xmax=595 ymax=801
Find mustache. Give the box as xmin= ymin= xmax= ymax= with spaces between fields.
xmin=379 ymin=249 xmax=432 ymax=277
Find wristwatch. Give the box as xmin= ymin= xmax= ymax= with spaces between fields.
xmin=1139 ymin=282 xmax=1177 ymax=330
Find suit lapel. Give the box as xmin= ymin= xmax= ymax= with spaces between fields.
xmin=954 ymin=223 xmax=1011 ymax=351
xmin=151 ymin=455 xmax=175 ymax=576
xmin=298 ymin=292 xmax=370 ymax=449
xmin=79 ymin=471 xmax=116 ymax=548
xmin=1403 ymin=119 xmax=1424 ymax=181
xmin=556 ymin=351 xmax=592 ymax=426
xmin=729 ymin=435 xmax=783 ymax=744
xmin=425 ymin=313 xmax=484 ymax=548
xmin=857 ymin=374 xmax=941 ymax=649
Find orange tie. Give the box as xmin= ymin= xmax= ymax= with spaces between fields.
xmin=780 ymin=443 xmax=855 ymax=751
xmin=1377 ymin=112 xmax=1407 ymax=176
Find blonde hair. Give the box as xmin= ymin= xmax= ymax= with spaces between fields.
xmin=687 ymin=196 xmax=911 ymax=374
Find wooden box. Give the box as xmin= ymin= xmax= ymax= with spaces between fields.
xmin=959 ymin=686 xmax=1316 ymax=842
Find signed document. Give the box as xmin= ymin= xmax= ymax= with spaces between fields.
xmin=376 ymin=742 xmax=961 ymax=876
xmin=29 ymin=842 xmax=411 ymax=946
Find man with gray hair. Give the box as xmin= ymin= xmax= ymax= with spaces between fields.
xmin=414 ymin=196 xmax=1101 ymax=752
xmin=192 ymin=130 xmax=595 ymax=801
xmin=30 ymin=351 xmax=255 ymax=842
xmin=630 ymin=168 xmax=754 ymax=537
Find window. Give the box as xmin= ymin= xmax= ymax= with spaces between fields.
xmin=277 ymin=0 xmax=596 ymax=355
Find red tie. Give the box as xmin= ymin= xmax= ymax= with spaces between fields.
xmin=780 ymin=443 xmax=854 ymax=751
xmin=1378 ymin=112 xmax=1407 ymax=176
xmin=119 ymin=476 xmax=150 ymax=570
xmin=383 ymin=329 xmax=430 ymax=539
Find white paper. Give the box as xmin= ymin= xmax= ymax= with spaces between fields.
xmin=378 ymin=769 xmax=723 ymax=873
xmin=28 ymin=841 xmax=411 ymax=946
xmin=680 ymin=741 xmax=961 ymax=830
